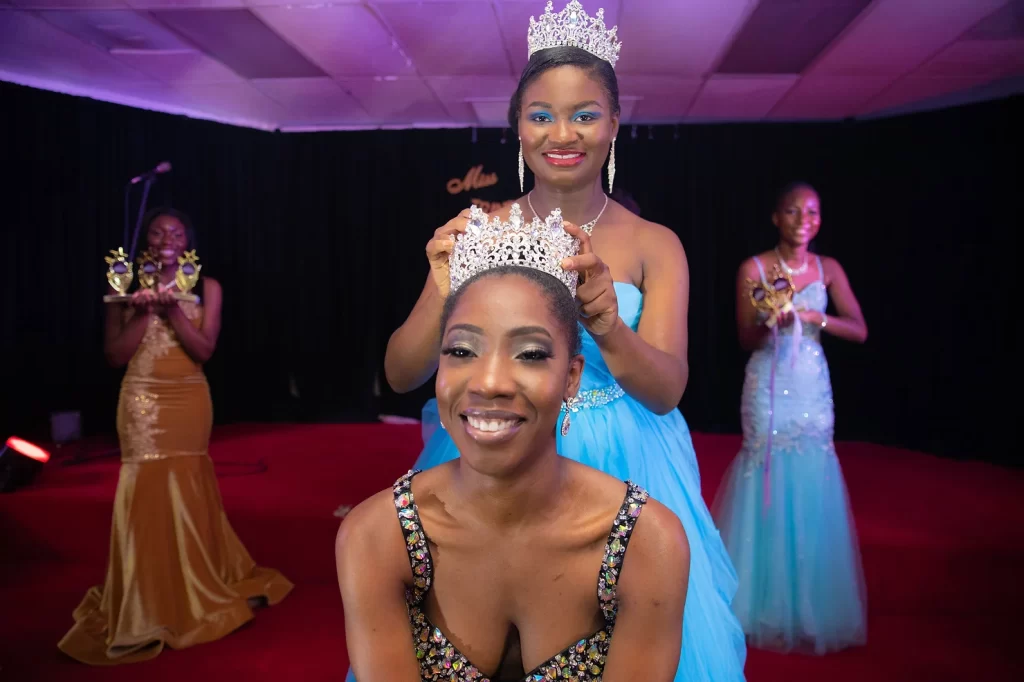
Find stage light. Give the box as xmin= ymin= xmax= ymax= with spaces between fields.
xmin=0 ymin=436 xmax=50 ymax=493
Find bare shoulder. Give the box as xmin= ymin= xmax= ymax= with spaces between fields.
xmin=630 ymin=214 xmax=684 ymax=257
xmin=738 ymin=253 xmax=767 ymax=280
xmin=200 ymin=276 xmax=223 ymax=306
xmin=203 ymin=276 xmax=222 ymax=294
xmin=568 ymin=460 xmax=637 ymax=505
xmin=818 ymin=254 xmax=843 ymax=272
xmin=566 ymin=462 xmax=687 ymax=555
xmin=817 ymin=255 xmax=847 ymax=284
xmin=335 ymin=484 xmax=404 ymax=565
xmin=632 ymin=495 xmax=688 ymax=555
xmin=614 ymin=493 xmax=690 ymax=601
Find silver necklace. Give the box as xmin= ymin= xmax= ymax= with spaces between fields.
xmin=774 ymin=246 xmax=808 ymax=276
xmin=528 ymin=191 xmax=609 ymax=235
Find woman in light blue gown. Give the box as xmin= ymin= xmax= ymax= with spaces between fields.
xmin=356 ymin=3 xmax=746 ymax=679
xmin=712 ymin=181 xmax=869 ymax=655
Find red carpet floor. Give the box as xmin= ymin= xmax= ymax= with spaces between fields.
xmin=1 ymin=423 xmax=1020 ymax=681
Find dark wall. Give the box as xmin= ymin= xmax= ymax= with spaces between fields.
xmin=1 ymin=81 xmax=1016 ymax=464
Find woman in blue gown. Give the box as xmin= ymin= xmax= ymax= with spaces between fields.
xmin=360 ymin=4 xmax=746 ymax=679
xmin=712 ymin=182 xmax=869 ymax=655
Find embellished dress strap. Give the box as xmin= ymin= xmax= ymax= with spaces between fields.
xmin=392 ymin=470 xmax=432 ymax=606
xmin=598 ymin=481 xmax=650 ymax=623
xmin=752 ymin=255 xmax=768 ymax=284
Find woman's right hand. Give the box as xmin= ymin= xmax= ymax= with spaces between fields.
xmin=130 ymin=289 xmax=159 ymax=315
xmin=426 ymin=208 xmax=479 ymax=299
xmin=775 ymin=309 xmax=795 ymax=328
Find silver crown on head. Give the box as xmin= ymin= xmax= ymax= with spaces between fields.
xmin=528 ymin=1 xmax=621 ymax=69
xmin=449 ymin=203 xmax=581 ymax=296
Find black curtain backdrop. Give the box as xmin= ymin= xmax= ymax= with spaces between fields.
xmin=1 ymin=81 xmax=1016 ymax=464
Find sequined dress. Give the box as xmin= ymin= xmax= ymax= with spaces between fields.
xmin=388 ymin=469 xmax=646 ymax=681
xmin=711 ymin=256 xmax=867 ymax=654
xmin=58 ymin=297 xmax=293 ymax=665
xmin=347 ymin=283 xmax=747 ymax=681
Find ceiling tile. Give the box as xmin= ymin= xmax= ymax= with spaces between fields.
xmin=112 ymin=51 xmax=244 ymax=84
xmin=428 ymin=75 xmax=517 ymax=125
xmin=255 ymin=5 xmax=415 ymax=77
xmin=166 ymin=80 xmax=286 ymax=127
xmin=616 ymin=75 xmax=702 ymax=123
xmin=804 ymin=0 xmax=1010 ymax=77
xmin=862 ymin=75 xmax=996 ymax=115
xmin=35 ymin=8 xmax=191 ymax=50
xmin=768 ymin=74 xmax=894 ymax=118
xmin=127 ymin=0 xmax=243 ymax=8
xmin=339 ymin=76 xmax=451 ymax=125
xmin=716 ymin=0 xmax=873 ymax=75
xmin=617 ymin=0 xmax=750 ymax=76
xmin=9 ymin=0 xmax=129 ymax=8
xmin=689 ymin=74 xmax=799 ymax=118
xmin=152 ymin=8 xmax=326 ymax=78
xmin=376 ymin=1 xmax=510 ymax=76
xmin=965 ymin=1 xmax=1024 ymax=40
xmin=913 ymin=38 xmax=1024 ymax=80
xmin=253 ymin=76 xmax=370 ymax=127
xmin=0 ymin=9 xmax=154 ymax=84
xmin=242 ymin=0 xmax=358 ymax=6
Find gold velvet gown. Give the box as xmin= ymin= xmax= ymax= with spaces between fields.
xmin=58 ymin=298 xmax=293 ymax=665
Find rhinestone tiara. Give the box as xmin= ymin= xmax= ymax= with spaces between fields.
xmin=527 ymin=1 xmax=621 ymax=69
xmin=449 ymin=203 xmax=581 ymax=297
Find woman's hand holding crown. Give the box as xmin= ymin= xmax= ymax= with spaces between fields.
xmin=426 ymin=209 xmax=476 ymax=299
xmin=561 ymin=222 xmax=620 ymax=337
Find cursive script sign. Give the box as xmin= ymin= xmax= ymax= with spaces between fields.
xmin=447 ymin=165 xmax=498 ymax=194
xmin=470 ymin=198 xmax=516 ymax=213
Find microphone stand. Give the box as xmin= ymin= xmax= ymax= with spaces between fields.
xmin=69 ymin=173 xmax=159 ymax=467
xmin=128 ymin=175 xmax=155 ymax=261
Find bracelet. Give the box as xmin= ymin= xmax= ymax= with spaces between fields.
xmin=821 ymin=314 xmax=828 ymax=328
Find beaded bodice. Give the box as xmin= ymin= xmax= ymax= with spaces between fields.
xmin=392 ymin=470 xmax=648 ymax=681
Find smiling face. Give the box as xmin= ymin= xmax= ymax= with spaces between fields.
xmin=146 ymin=214 xmax=188 ymax=268
xmin=518 ymin=65 xmax=619 ymax=191
xmin=436 ymin=271 xmax=583 ymax=477
xmin=773 ymin=186 xmax=821 ymax=248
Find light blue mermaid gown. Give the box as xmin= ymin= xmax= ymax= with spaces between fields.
xmin=345 ymin=282 xmax=747 ymax=681
xmin=712 ymin=255 xmax=867 ymax=655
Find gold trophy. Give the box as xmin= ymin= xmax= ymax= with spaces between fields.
xmin=747 ymin=264 xmax=796 ymax=327
xmin=136 ymin=250 xmax=161 ymax=290
xmin=103 ymin=248 xmax=200 ymax=303
xmin=103 ymin=248 xmax=134 ymax=302
xmin=173 ymin=250 xmax=202 ymax=302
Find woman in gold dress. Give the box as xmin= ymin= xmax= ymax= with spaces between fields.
xmin=59 ymin=209 xmax=293 ymax=665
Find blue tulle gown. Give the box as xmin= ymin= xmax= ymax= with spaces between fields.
xmin=712 ymin=256 xmax=867 ymax=655
xmin=345 ymin=283 xmax=747 ymax=681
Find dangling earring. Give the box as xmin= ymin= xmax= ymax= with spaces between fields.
xmin=518 ymin=138 xmax=525 ymax=193
xmin=560 ymin=396 xmax=575 ymax=437
xmin=607 ymin=137 xmax=616 ymax=193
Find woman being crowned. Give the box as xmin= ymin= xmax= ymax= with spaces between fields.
xmin=338 ymin=202 xmax=691 ymax=680
xmin=363 ymin=2 xmax=746 ymax=679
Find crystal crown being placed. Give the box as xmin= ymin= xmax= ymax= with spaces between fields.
xmin=528 ymin=1 xmax=621 ymax=69
xmin=449 ymin=203 xmax=581 ymax=297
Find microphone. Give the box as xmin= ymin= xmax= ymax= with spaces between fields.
xmin=130 ymin=161 xmax=172 ymax=185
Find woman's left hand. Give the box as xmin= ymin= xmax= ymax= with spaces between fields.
xmin=154 ymin=290 xmax=178 ymax=315
xmin=561 ymin=222 xmax=620 ymax=336
xmin=798 ymin=309 xmax=824 ymax=326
